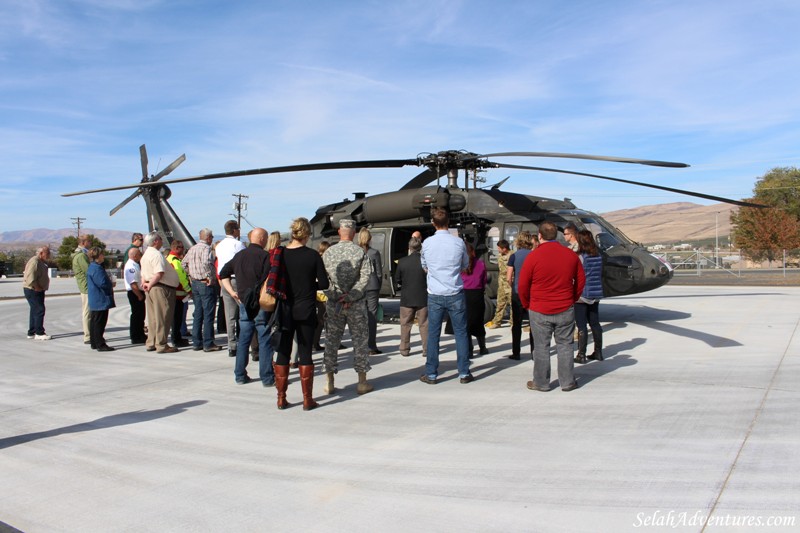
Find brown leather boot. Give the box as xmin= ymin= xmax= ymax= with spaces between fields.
xmin=274 ymin=363 xmax=290 ymax=410
xmin=299 ymin=365 xmax=318 ymax=411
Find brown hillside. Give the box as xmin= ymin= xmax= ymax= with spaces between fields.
xmin=601 ymin=202 xmax=735 ymax=245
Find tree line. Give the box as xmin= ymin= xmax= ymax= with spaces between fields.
xmin=0 ymin=235 xmax=115 ymax=275
xmin=731 ymin=167 xmax=800 ymax=264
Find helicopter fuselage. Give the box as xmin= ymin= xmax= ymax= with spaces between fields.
xmin=308 ymin=185 xmax=673 ymax=299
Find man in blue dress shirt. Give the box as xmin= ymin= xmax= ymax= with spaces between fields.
xmin=419 ymin=207 xmax=473 ymax=384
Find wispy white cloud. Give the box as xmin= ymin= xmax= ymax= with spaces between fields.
xmin=1 ymin=0 xmax=798 ymax=234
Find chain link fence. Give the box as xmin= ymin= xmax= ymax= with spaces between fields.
xmin=651 ymin=249 xmax=800 ymax=278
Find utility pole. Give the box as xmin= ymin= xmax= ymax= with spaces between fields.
xmin=715 ymin=211 xmax=719 ymax=268
xmin=70 ymin=216 xmax=86 ymax=240
xmin=231 ymin=194 xmax=248 ymax=230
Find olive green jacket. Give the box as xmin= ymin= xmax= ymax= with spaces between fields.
xmin=72 ymin=248 xmax=90 ymax=294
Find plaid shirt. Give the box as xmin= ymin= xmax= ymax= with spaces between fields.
xmin=181 ymin=241 xmax=215 ymax=282
xmin=265 ymin=246 xmax=288 ymax=300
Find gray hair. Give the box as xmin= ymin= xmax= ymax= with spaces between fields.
xmin=143 ymin=231 xmax=162 ymax=248
xmin=199 ymin=227 xmax=213 ymax=240
xmin=408 ymin=237 xmax=422 ymax=253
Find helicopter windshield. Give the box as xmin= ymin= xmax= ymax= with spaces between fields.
xmin=558 ymin=214 xmax=634 ymax=251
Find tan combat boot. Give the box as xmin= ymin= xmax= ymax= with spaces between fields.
xmin=357 ymin=371 xmax=374 ymax=395
xmin=324 ymin=371 xmax=335 ymax=394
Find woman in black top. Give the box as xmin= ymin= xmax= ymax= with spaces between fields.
xmin=274 ymin=217 xmax=329 ymax=411
xmin=358 ymin=228 xmax=383 ymax=354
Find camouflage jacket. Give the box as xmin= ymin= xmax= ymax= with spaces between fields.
xmin=322 ymin=240 xmax=370 ymax=303
xmin=497 ymin=251 xmax=511 ymax=291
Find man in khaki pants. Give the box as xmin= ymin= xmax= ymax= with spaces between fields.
xmin=141 ymin=231 xmax=180 ymax=353
xmin=71 ymin=235 xmax=93 ymax=344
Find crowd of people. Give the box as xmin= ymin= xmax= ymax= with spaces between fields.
xmin=22 ymin=209 xmax=606 ymax=405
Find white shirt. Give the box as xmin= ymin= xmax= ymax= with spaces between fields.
xmin=216 ymin=235 xmax=246 ymax=276
xmin=124 ymin=258 xmax=141 ymax=291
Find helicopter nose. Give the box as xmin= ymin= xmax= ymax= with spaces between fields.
xmin=649 ymin=253 xmax=673 ymax=278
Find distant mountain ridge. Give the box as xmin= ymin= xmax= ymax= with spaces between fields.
xmin=0 ymin=228 xmax=133 ymax=251
xmin=1 ymin=202 xmax=735 ymax=251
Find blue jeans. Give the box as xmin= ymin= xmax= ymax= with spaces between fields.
xmin=234 ymin=303 xmax=275 ymax=384
xmin=191 ymin=280 xmax=217 ymax=349
xmin=425 ymin=292 xmax=471 ymax=379
xmin=529 ymin=308 xmax=576 ymax=390
xmin=24 ymin=288 xmax=46 ymax=336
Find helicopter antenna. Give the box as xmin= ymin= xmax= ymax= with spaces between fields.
xmin=469 ymin=168 xmax=487 ymax=189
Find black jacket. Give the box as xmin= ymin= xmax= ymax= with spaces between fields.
xmin=395 ymin=252 xmax=427 ymax=308
xmin=219 ymin=244 xmax=269 ymax=294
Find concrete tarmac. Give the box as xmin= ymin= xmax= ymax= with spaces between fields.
xmin=0 ymin=279 xmax=798 ymax=532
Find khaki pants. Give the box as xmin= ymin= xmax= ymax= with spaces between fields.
xmin=220 ymin=278 xmax=239 ymax=352
xmin=80 ymin=292 xmax=91 ymax=342
xmin=399 ymin=306 xmax=428 ymax=356
xmin=145 ymin=285 xmax=176 ymax=351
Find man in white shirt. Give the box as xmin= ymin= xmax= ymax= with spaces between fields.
xmin=215 ymin=220 xmax=246 ymax=357
xmin=124 ymin=248 xmax=146 ymax=344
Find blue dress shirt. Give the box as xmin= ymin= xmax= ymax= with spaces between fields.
xmin=421 ymin=230 xmax=469 ymax=296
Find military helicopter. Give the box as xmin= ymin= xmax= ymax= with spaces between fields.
xmin=63 ymin=146 xmax=764 ymax=305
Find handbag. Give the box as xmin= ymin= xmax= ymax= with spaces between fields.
xmin=259 ymin=280 xmax=277 ymax=312
xmin=267 ymin=299 xmax=289 ymax=350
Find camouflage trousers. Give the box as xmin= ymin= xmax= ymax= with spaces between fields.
xmin=323 ymin=298 xmax=371 ymax=374
xmin=491 ymin=282 xmax=512 ymax=325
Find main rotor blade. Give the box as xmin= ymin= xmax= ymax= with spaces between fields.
xmin=109 ymin=188 xmax=143 ymax=216
xmin=139 ymin=144 xmax=149 ymax=181
xmin=468 ymin=152 xmax=689 ymax=168
xmin=493 ymin=162 xmax=767 ymax=208
xmin=152 ymin=154 xmax=186 ymax=181
xmin=400 ymin=167 xmax=445 ymax=190
xmin=62 ymin=159 xmax=419 ymax=197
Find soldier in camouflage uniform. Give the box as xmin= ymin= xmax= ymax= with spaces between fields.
xmin=487 ymin=239 xmax=512 ymax=328
xmin=321 ymin=219 xmax=374 ymax=395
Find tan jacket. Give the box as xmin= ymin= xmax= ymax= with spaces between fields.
xmin=23 ymin=256 xmax=50 ymax=292
xmin=141 ymin=247 xmax=180 ymax=288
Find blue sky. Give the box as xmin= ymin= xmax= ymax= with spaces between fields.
xmin=2 ymin=0 xmax=799 ymax=237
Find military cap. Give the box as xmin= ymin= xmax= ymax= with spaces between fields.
xmin=339 ymin=219 xmax=356 ymax=229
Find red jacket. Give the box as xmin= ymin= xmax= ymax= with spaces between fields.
xmin=518 ymin=241 xmax=585 ymax=314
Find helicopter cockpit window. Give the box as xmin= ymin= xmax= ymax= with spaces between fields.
xmin=486 ymin=226 xmax=501 ymax=264
xmin=578 ymin=215 xmax=632 ymax=250
xmin=504 ymin=225 xmax=519 ymax=250
xmin=595 ymin=232 xmax=619 ymax=250
xmin=371 ymin=232 xmax=386 ymax=265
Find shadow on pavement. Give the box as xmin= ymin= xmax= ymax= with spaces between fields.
xmin=0 ymin=400 xmax=208 ymax=450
